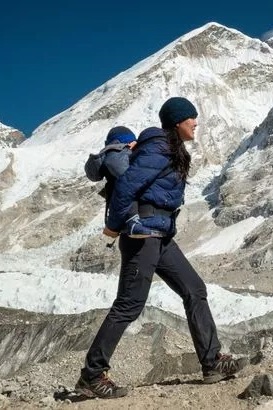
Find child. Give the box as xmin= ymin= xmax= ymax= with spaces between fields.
xmin=84 ymin=126 xmax=137 ymax=225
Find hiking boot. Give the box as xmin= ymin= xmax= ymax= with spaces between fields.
xmin=203 ymin=353 xmax=248 ymax=384
xmin=75 ymin=371 xmax=128 ymax=399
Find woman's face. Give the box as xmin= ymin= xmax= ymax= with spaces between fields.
xmin=175 ymin=117 xmax=197 ymax=141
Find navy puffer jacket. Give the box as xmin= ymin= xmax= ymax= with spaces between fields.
xmin=107 ymin=127 xmax=186 ymax=233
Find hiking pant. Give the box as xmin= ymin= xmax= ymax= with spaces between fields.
xmin=83 ymin=235 xmax=221 ymax=379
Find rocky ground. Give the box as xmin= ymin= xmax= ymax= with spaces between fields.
xmin=1 ymin=317 xmax=273 ymax=410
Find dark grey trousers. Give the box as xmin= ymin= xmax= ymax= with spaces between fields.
xmin=83 ymin=235 xmax=221 ymax=379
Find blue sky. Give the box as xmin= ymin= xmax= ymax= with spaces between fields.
xmin=1 ymin=0 xmax=273 ymax=136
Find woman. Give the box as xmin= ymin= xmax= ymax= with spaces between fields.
xmin=75 ymin=97 xmax=248 ymax=399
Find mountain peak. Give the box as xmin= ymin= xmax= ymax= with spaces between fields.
xmin=0 ymin=122 xmax=25 ymax=148
xmin=181 ymin=21 xmax=246 ymax=41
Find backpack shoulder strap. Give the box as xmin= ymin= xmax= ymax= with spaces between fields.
xmin=103 ymin=175 xmax=116 ymax=224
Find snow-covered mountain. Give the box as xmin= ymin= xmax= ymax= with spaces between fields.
xmin=1 ymin=21 xmax=273 ymax=380
xmin=0 ymin=21 xmax=273 ymax=305
xmin=0 ymin=121 xmax=25 ymax=149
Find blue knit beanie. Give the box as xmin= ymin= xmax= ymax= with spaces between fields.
xmin=159 ymin=97 xmax=198 ymax=129
xmin=105 ymin=126 xmax=136 ymax=145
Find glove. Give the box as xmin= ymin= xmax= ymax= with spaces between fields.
xmin=103 ymin=226 xmax=119 ymax=238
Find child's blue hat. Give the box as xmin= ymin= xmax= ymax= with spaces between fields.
xmin=105 ymin=126 xmax=136 ymax=145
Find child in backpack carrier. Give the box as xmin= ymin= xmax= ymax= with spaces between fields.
xmin=85 ymin=126 xmax=138 ymax=228
xmin=85 ymin=126 xmax=173 ymax=238
xmin=105 ymin=127 xmax=180 ymax=239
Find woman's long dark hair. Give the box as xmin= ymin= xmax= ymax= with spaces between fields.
xmin=166 ymin=129 xmax=191 ymax=181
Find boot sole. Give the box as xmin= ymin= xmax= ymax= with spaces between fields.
xmin=75 ymin=386 xmax=96 ymax=398
xmin=203 ymin=373 xmax=232 ymax=384
xmin=75 ymin=385 xmax=128 ymax=399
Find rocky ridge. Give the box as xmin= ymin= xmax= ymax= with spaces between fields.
xmin=0 ymin=122 xmax=25 ymax=149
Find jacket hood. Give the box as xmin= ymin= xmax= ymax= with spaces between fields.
xmin=137 ymin=127 xmax=166 ymax=144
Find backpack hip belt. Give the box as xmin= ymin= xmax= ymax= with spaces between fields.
xmin=138 ymin=203 xmax=179 ymax=218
